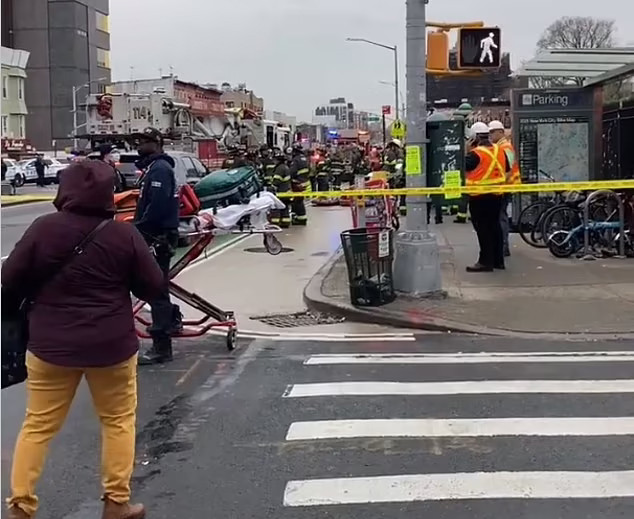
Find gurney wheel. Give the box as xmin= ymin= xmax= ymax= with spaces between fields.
xmin=226 ymin=327 xmax=237 ymax=351
xmin=263 ymin=234 xmax=283 ymax=255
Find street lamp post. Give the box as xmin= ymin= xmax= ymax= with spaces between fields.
xmin=72 ymin=77 xmax=108 ymax=149
xmin=392 ymin=0 xmax=442 ymax=295
xmin=346 ymin=38 xmax=400 ymax=121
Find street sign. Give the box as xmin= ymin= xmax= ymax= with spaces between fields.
xmin=457 ymin=27 xmax=501 ymax=69
xmin=382 ymin=105 xmax=391 ymax=115
xmin=391 ymin=120 xmax=406 ymax=139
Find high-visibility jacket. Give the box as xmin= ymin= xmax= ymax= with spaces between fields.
xmin=466 ymin=144 xmax=507 ymax=191
xmin=498 ymin=138 xmax=521 ymax=185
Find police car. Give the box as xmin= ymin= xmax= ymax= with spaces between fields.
xmin=6 ymin=157 xmax=67 ymax=186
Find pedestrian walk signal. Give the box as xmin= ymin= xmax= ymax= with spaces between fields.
xmin=457 ymin=27 xmax=501 ymax=69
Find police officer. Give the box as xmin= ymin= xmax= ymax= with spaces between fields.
xmin=134 ymin=127 xmax=181 ymax=364
xmin=34 ymin=154 xmax=47 ymax=187
xmin=289 ymin=144 xmax=311 ymax=226
xmin=464 ymin=122 xmax=510 ymax=272
xmin=259 ymin=145 xmax=276 ymax=189
xmin=271 ymin=149 xmax=292 ymax=228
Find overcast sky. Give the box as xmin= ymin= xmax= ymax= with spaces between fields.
xmin=110 ymin=0 xmax=633 ymax=122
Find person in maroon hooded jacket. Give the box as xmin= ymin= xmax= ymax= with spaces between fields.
xmin=2 ymin=160 xmax=163 ymax=519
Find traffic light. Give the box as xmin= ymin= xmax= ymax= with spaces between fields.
xmin=427 ymin=30 xmax=449 ymax=71
xmin=457 ymin=27 xmax=501 ymax=69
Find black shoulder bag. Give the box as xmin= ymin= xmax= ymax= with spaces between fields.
xmin=1 ymin=219 xmax=111 ymax=389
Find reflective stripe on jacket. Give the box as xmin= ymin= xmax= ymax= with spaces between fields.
xmin=498 ymin=138 xmax=521 ymax=185
xmin=466 ymin=144 xmax=507 ymax=188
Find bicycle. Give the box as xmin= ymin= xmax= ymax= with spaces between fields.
xmin=517 ymin=171 xmax=565 ymax=248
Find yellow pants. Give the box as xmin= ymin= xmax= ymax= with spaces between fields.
xmin=7 ymin=352 xmax=138 ymax=516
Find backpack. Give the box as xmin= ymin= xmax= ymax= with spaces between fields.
xmin=194 ymin=166 xmax=262 ymax=210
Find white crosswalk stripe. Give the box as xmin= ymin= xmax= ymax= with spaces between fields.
xmin=280 ymin=349 xmax=634 ymax=510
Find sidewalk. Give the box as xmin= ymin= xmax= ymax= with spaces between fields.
xmin=172 ymin=205 xmax=405 ymax=336
xmin=305 ymin=221 xmax=634 ymax=337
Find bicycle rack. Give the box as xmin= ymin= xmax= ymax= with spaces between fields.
xmin=581 ymin=189 xmax=626 ymax=260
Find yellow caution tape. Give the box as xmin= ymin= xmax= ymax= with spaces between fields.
xmin=276 ymin=180 xmax=634 ymax=198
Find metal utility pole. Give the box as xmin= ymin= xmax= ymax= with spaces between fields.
xmin=347 ymin=38 xmax=400 ymax=120
xmin=72 ymin=85 xmax=79 ymax=150
xmin=71 ymin=77 xmax=108 ymax=150
xmin=393 ymin=46 xmax=400 ymax=121
xmin=392 ymin=0 xmax=442 ymax=295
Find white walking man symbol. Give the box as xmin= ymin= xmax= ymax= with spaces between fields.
xmin=480 ymin=32 xmax=498 ymax=64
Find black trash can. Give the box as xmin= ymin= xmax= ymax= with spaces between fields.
xmin=340 ymin=227 xmax=396 ymax=307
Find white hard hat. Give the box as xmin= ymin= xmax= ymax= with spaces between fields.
xmin=488 ymin=120 xmax=505 ymax=131
xmin=470 ymin=122 xmax=490 ymax=135
xmin=391 ymin=138 xmax=402 ymax=147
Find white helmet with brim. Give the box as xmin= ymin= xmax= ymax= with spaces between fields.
xmin=488 ymin=120 xmax=505 ymax=131
xmin=470 ymin=122 xmax=490 ymax=135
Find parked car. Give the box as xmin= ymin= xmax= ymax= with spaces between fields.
xmin=2 ymin=158 xmax=18 ymax=182
xmin=116 ymin=150 xmax=210 ymax=189
xmin=8 ymin=157 xmax=67 ymax=186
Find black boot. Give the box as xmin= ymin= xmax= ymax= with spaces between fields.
xmin=138 ymin=338 xmax=173 ymax=365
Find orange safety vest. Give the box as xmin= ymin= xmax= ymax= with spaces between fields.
xmin=498 ymin=138 xmax=521 ymax=185
xmin=466 ymin=144 xmax=507 ymax=193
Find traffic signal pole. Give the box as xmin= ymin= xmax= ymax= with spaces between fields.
xmin=393 ymin=0 xmax=442 ymax=295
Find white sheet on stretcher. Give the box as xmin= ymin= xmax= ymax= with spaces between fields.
xmin=193 ymin=192 xmax=286 ymax=231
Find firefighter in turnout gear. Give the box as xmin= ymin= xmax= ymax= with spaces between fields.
xmin=382 ymin=140 xmax=400 ymax=185
xmin=384 ymin=139 xmax=406 ymax=215
xmin=328 ymin=147 xmax=345 ymax=190
xmin=222 ymin=145 xmax=247 ymax=169
xmin=270 ymin=149 xmax=292 ymax=228
xmin=259 ymin=145 xmax=276 ymax=190
xmin=314 ymin=148 xmax=330 ymax=192
xmin=289 ymin=144 xmax=311 ymax=226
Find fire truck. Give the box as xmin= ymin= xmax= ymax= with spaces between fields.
xmin=80 ymin=92 xmax=263 ymax=166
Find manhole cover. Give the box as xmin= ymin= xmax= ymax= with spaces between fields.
xmin=250 ymin=310 xmax=345 ymax=328
xmin=311 ymin=251 xmax=330 ymax=257
xmin=244 ymin=247 xmax=294 ymax=253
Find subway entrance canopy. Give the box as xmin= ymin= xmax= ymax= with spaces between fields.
xmin=513 ymin=48 xmax=634 ymax=81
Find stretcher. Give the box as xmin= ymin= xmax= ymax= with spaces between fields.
xmin=131 ymin=192 xmax=285 ymax=351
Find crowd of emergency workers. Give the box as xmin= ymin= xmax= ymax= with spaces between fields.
xmin=217 ymin=116 xmax=521 ymax=273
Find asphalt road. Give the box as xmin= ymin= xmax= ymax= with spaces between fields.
xmin=4 ymin=334 xmax=632 ymax=518
xmin=1 ymin=198 xmax=55 ymax=257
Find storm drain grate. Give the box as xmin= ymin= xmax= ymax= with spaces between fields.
xmin=250 ymin=310 xmax=345 ymax=328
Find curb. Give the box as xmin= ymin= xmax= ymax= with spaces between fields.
xmin=1 ymin=197 xmax=55 ymax=208
xmin=303 ymin=249 xmax=634 ymax=341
